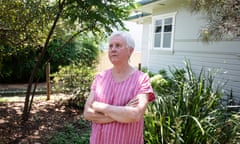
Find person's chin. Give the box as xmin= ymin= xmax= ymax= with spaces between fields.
xmin=110 ymin=57 xmax=118 ymax=62
xmin=111 ymin=60 xmax=120 ymax=65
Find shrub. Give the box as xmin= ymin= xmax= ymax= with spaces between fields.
xmin=51 ymin=63 xmax=96 ymax=109
xmin=46 ymin=38 xmax=99 ymax=72
xmin=0 ymin=37 xmax=99 ymax=83
xmin=50 ymin=38 xmax=99 ymax=109
xmin=144 ymin=60 xmax=240 ymax=144
xmin=0 ymin=45 xmax=43 ymax=83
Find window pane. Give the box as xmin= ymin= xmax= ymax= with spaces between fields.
xmin=164 ymin=18 xmax=172 ymax=25
xmin=164 ymin=25 xmax=172 ymax=32
xmin=155 ymin=20 xmax=162 ymax=25
xmin=163 ymin=33 xmax=171 ymax=48
xmin=154 ymin=33 xmax=161 ymax=47
xmin=155 ymin=26 xmax=162 ymax=33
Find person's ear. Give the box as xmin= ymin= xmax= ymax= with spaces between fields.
xmin=129 ymin=47 xmax=134 ymax=55
xmin=128 ymin=48 xmax=134 ymax=60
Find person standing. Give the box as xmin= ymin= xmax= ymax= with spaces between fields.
xmin=83 ymin=31 xmax=155 ymax=144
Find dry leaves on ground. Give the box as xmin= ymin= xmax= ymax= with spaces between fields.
xmin=0 ymin=95 xmax=83 ymax=144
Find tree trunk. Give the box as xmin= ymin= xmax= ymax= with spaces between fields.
xmin=22 ymin=0 xmax=65 ymax=122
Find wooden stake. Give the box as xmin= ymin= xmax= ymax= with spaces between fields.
xmin=46 ymin=62 xmax=50 ymax=100
xmin=138 ymin=63 xmax=141 ymax=71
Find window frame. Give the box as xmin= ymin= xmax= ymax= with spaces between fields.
xmin=152 ymin=12 xmax=176 ymax=51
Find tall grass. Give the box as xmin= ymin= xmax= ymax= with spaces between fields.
xmin=144 ymin=60 xmax=240 ymax=144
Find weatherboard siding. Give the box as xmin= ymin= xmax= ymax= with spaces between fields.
xmin=147 ymin=50 xmax=240 ymax=100
xmin=140 ymin=9 xmax=240 ymax=102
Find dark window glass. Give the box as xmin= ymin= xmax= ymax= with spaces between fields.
xmin=164 ymin=25 xmax=172 ymax=32
xmin=155 ymin=26 xmax=162 ymax=33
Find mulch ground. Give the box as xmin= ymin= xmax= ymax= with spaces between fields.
xmin=0 ymin=95 xmax=84 ymax=144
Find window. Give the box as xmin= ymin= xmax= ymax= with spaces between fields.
xmin=153 ymin=13 xmax=176 ymax=50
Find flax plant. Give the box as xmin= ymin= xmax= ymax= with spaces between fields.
xmin=144 ymin=60 xmax=240 ymax=144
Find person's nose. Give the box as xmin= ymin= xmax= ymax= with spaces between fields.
xmin=110 ymin=46 xmax=118 ymax=51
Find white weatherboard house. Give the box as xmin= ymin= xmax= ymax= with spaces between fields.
xmin=128 ymin=0 xmax=240 ymax=103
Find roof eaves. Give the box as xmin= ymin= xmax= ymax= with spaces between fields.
xmin=127 ymin=0 xmax=157 ymax=21
xmin=138 ymin=0 xmax=159 ymax=6
xmin=128 ymin=12 xmax=151 ymax=20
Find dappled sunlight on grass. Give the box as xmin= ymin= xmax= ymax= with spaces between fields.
xmin=0 ymin=96 xmax=25 ymax=102
xmin=0 ymin=93 xmax=72 ymax=103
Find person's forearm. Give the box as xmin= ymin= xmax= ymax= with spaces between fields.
xmin=106 ymin=105 xmax=142 ymax=123
xmin=84 ymin=106 xmax=115 ymax=124
xmin=92 ymin=101 xmax=143 ymax=123
xmin=92 ymin=115 xmax=115 ymax=124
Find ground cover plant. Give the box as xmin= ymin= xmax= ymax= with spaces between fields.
xmin=144 ymin=60 xmax=240 ymax=144
xmin=48 ymin=119 xmax=90 ymax=144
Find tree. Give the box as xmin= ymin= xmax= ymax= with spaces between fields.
xmin=0 ymin=0 xmax=54 ymax=78
xmin=0 ymin=0 xmax=54 ymax=48
xmin=1 ymin=0 xmax=136 ymax=122
xmin=23 ymin=0 xmax=135 ymax=122
xmin=190 ymin=0 xmax=240 ymax=41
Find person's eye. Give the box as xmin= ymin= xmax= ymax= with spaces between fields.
xmin=116 ymin=44 xmax=121 ymax=49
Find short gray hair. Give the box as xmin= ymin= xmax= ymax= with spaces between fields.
xmin=109 ymin=31 xmax=135 ymax=49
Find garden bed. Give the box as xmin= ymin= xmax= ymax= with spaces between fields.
xmin=0 ymin=94 xmax=86 ymax=144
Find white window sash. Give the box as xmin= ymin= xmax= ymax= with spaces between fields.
xmin=152 ymin=12 xmax=177 ymax=51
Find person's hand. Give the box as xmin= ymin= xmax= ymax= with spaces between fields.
xmin=126 ymin=97 xmax=139 ymax=107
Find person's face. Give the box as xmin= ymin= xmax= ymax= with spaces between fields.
xmin=108 ymin=35 xmax=133 ymax=65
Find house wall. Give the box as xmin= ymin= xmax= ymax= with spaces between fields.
xmin=141 ymin=24 xmax=151 ymax=67
xmin=140 ymin=8 xmax=240 ymax=103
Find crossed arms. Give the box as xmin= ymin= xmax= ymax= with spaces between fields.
xmin=83 ymin=91 xmax=149 ymax=124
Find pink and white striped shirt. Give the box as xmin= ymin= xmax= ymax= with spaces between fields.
xmin=90 ymin=69 xmax=155 ymax=144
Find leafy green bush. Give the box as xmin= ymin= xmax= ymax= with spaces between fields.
xmin=51 ymin=63 xmax=96 ymax=109
xmin=144 ymin=60 xmax=240 ymax=144
xmin=0 ymin=37 xmax=99 ymax=83
xmin=50 ymin=37 xmax=99 ymax=109
xmin=0 ymin=45 xmax=43 ymax=83
xmin=141 ymin=67 xmax=155 ymax=77
xmin=150 ymin=74 xmax=168 ymax=94
xmin=46 ymin=38 xmax=99 ymax=72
